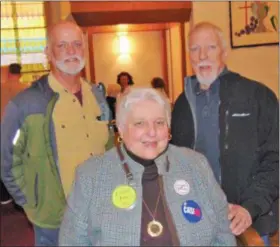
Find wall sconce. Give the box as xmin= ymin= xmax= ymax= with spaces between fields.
xmin=118 ymin=34 xmax=130 ymax=55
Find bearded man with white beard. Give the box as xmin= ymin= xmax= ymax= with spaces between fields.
xmin=1 ymin=21 xmax=112 ymax=246
xmin=170 ymin=22 xmax=278 ymax=246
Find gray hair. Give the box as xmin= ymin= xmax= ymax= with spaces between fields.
xmin=187 ymin=22 xmax=227 ymax=51
xmin=116 ymin=87 xmax=171 ymax=130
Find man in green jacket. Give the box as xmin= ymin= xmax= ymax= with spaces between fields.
xmin=1 ymin=21 xmax=112 ymax=246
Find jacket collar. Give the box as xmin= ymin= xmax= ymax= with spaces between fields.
xmin=30 ymin=74 xmax=56 ymax=100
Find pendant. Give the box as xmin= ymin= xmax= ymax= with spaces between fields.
xmin=147 ymin=220 xmax=163 ymax=237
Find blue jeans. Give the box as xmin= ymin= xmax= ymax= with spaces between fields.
xmin=261 ymin=235 xmax=270 ymax=246
xmin=33 ymin=225 xmax=60 ymax=246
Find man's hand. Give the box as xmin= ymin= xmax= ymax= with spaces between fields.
xmin=228 ymin=203 xmax=252 ymax=236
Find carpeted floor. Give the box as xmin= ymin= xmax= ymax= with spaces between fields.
xmin=1 ymin=203 xmax=34 ymax=246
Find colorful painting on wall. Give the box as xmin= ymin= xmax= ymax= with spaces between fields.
xmin=229 ymin=1 xmax=279 ymax=48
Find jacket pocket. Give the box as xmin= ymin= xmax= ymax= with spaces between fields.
xmin=24 ymin=161 xmax=39 ymax=209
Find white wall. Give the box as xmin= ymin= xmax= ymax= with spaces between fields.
xmin=192 ymin=1 xmax=279 ymax=97
xmin=83 ymin=32 xmax=91 ymax=82
xmin=92 ymin=31 xmax=164 ymax=88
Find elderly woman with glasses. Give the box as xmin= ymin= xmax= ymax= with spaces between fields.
xmin=59 ymin=87 xmax=236 ymax=246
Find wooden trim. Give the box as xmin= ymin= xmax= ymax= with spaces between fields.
xmin=161 ymin=30 xmax=169 ymax=97
xmin=70 ymin=2 xmax=192 ymax=13
xmin=180 ymin=22 xmax=187 ymax=89
xmin=44 ymin=2 xmax=51 ymax=28
xmin=168 ymin=29 xmax=174 ymax=103
xmin=237 ymin=227 xmax=265 ymax=246
xmin=72 ymin=9 xmax=191 ymax=27
xmin=87 ymin=32 xmax=95 ymax=83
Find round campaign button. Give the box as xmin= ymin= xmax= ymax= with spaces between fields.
xmin=181 ymin=200 xmax=202 ymax=223
xmin=174 ymin=179 xmax=190 ymax=195
xmin=112 ymin=185 xmax=137 ymax=209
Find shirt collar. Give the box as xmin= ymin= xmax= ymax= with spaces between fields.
xmin=48 ymin=72 xmax=84 ymax=94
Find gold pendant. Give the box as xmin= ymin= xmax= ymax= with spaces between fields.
xmin=147 ymin=220 xmax=163 ymax=237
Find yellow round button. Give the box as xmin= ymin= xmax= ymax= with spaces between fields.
xmin=112 ymin=185 xmax=137 ymax=209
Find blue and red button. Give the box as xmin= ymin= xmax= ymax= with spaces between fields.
xmin=181 ymin=200 xmax=202 ymax=223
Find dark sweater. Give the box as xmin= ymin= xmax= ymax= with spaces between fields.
xmin=125 ymin=148 xmax=174 ymax=246
xmin=106 ymin=96 xmax=116 ymax=120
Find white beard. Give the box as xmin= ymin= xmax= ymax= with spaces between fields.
xmin=196 ymin=72 xmax=218 ymax=86
xmin=195 ymin=61 xmax=219 ymax=86
xmin=55 ymin=55 xmax=85 ymax=75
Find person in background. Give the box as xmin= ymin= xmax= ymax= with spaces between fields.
xmin=117 ymin=71 xmax=134 ymax=93
xmin=1 ymin=21 xmax=111 ymax=246
xmin=151 ymin=77 xmax=167 ymax=95
xmin=59 ymin=87 xmax=236 ymax=246
xmin=106 ymin=83 xmax=121 ymax=121
xmin=97 ymin=82 xmax=107 ymax=98
xmin=170 ymin=22 xmax=279 ymax=246
xmin=1 ymin=63 xmax=26 ymax=118
xmin=1 ymin=63 xmax=27 ymax=207
xmin=106 ymin=83 xmax=121 ymax=134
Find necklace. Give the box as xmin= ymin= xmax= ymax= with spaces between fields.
xmin=142 ymin=184 xmax=163 ymax=238
xmin=115 ymin=145 xmax=165 ymax=237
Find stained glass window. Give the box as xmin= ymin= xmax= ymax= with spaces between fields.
xmin=1 ymin=1 xmax=50 ymax=84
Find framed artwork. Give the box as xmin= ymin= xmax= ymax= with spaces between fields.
xmin=229 ymin=1 xmax=279 ymax=48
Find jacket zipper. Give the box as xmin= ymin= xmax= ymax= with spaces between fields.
xmin=43 ymin=93 xmax=66 ymax=200
xmin=220 ymin=108 xmax=230 ymax=185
